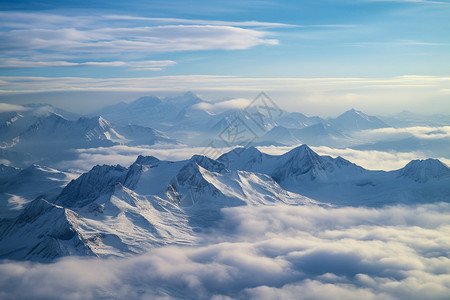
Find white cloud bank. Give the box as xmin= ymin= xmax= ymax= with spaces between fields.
xmin=1 ymin=203 xmax=450 ymax=299
xmin=357 ymin=126 xmax=450 ymax=141
xmin=310 ymin=146 xmax=450 ymax=170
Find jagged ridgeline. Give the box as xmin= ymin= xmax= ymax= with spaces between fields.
xmin=1 ymin=145 xmax=449 ymax=261
xmin=4 ymin=93 xmax=449 ymax=169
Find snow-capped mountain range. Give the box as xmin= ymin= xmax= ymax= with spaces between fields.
xmin=2 ymin=92 xmax=448 ymax=169
xmin=219 ymin=145 xmax=450 ymax=205
xmin=93 ymin=92 xmax=389 ymax=147
xmin=0 ymin=148 xmax=316 ymax=261
xmin=0 ymin=105 xmax=178 ymax=167
xmin=1 ymin=145 xmax=449 ymax=261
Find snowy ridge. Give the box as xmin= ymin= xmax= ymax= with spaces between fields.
xmin=55 ymin=164 xmax=128 ymax=208
xmin=219 ymin=144 xmax=363 ymax=184
xmin=0 ymin=198 xmax=93 ymax=261
xmin=0 ymin=112 xmax=178 ymax=167
xmin=219 ymin=145 xmax=450 ymax=205
xmin=19 ymin=114 xmax=123 ymax=145
xmin=94 ymin=93 xmax=391 ymax=147
xmin=0 ymin=104 xmax=79 ymax=146
xmin=1 ymin=145 xmax=449 ymax=261
xmin=0 ymin=152 xmax=316 ymax=261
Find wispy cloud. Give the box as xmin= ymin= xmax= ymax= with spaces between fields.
xmin=103 ymin=15 xmax=299 ymax=28
xmin=0 ymin=11 xmax=282 ymax=71
xmin=0 ymin=26 xmax=278 ymax=55
xmin=192 ymin=98 xmax=252 ymax=113
xmin=357 ymin=126 xmax=450 ymax=140
xmin=0 ymin=103 xmax=29 ymax=113
xmin=345 ymin=40 xmax=448 ymax=48
xmin=0 ymin=11 xmax=361 ymax=73
xmin=0 ymin=59 xmax=176 ymax=70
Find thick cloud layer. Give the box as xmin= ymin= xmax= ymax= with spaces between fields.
xmin=1 ymin=203 xmax=450 ymax=299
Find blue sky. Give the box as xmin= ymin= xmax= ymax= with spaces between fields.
xmin=0 ymin=0 xmax=449 ymax=115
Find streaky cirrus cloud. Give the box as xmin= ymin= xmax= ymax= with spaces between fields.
xmin=103 ymin=15 xmax=301 ymax=28
xmin=0 ymin=11 xmax=281 ymax=69
xmin=0 ymin=59 xmax=176 ymax=70
xmin=0 ymin=25 xmax=277 ymax=55
xmin=0 ymin=11 xmax=297 ymax=29
xmin=1 ymin=203 xmax=450 ymax=299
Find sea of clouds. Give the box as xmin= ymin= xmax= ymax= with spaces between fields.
xmin=1 ymin=203 xmax=450 ymax=299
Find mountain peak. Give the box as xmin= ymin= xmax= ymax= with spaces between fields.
xmin=22 ymin=164 xmax=49 ymax=173
xmin=244 ymin=145 xmax=261 ymax=154
xmin=284 ymin=144 xmax=316 ymax=159
xmin=133 ymin=96 xmax=162 ymax=107
xmin=271 ymin=144 xmax=337 ymax=182
xmin=403 ymin=158 xmax=448 ymax=169
xmin=218 ymin=146 xmax=263 ymax=164
xmin=399 ymin=158 xmax=450 ymax=182
xmin=77 ymin=115 xmax=110 ymax=127
xmin=55 ymin=164 xmax=127 ymax=208
xmin=190 ymin=155 xmax=227 ymax=173
xmin=183 ymin=91 xmax=197 ymax=98
xmin=134 ymin=155 xmax=160 ymax=166
xmin=330 ymin=108 xmax=388 ymax=131
xmin=341 ymin=108 xmax=367 ymax=118
xmin=281 ymin=144 xmax=322 ymax=166
xmin=231 ymin=146 xmax=262 ymax=157
xmin=44 ymin=112 xmax=66 ymax=122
